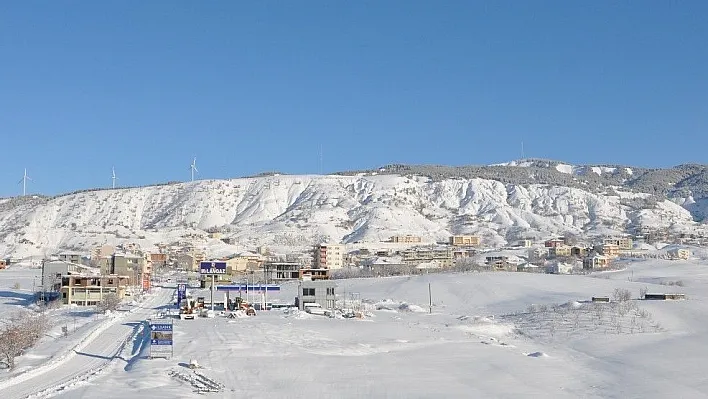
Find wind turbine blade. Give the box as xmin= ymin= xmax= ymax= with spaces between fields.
xmin=194 ymin=166 xmax=199 ymax=173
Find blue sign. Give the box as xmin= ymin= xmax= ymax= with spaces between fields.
xmin=151 ymin=339 xmax=173 ymax=345
xmin=216 ymin=284 xmax=281 ymax=292
xmin=177 ymin=284 xmax=187 ymax=303
xmin=199 ymin=261 xmax=227 ymax=274
xmin=150 ymin=323 xmax=173 ymax=332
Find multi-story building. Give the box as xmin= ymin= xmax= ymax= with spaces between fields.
xmin=313 ymin=244 xmax=345 ymax=270
xmin=583 ymin=255 xmax=610 ymax=270
xmin=263 ymin=261 xmax=301 ymax=281
xmin=597 ymin=244 xmax=621 ymax=258
xmin=41 ymin=260 xmax=80 ymax=293
xmin=91 ymin=245 xmax=115 ymax=265
xmin=485 ymin=256 xmax=511 ymax=271
xmin=544 ymin=238 xmax=566 ymax=248
xmin=103 ymin=253 xmax=145 ymax=285
xmin=390 ymin=235 xmax=423 ymax=244
xmin=400 ymin=246 xmax=454 ymax=268
xmin=150 ymin=253 xmax=168 ymax=268
xmin=528 ymin=247 xmax=549 ymax=263
xmin=60 ymin=275 xmax=130 ymax=306
xmin=602 ymin=237 xmax=633 ymax=250
xmin=449 ymin=235 xmax=481 ymax=247
xmin=55 ymin=252 xmax=83 ymax=265
xmin=548 ymin=245 xmax=572 ymax=258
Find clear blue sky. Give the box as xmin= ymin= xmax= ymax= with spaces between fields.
xmin=1 ymin=1 xmax=706 ymax=196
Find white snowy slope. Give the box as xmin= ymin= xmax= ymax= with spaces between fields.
xmin=0 ymin=174 xmax=702 ymax=258
xmin=0 ymin=288 xmax=172 ymax=399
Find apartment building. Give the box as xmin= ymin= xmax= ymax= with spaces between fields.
xmin=544 ymin=238 xmax=566 ymax=248
xmin=400 ymin=247 xmax=454 ymax=268
xmin=41 ymin=260 xmax=80 ymax=292
xmin=597 ymin=244 xmax=621 ymax=258
xmin=91 ymin=245 xmax=115 ymax=265
xmin=102 ymin=253 xmax=145 ymax=285
xmin=313 ymin=244 xmax=345 ymax=270
xmin=55 ymin=252 xmax=83 ymax=264
xmin=548 ymin=245 xmax=572 ymax=258
xmin=390 ymin=235 xmax=422 ymax=244
xmin=449 ymin=235 xmax=481 ymax=246
xmin=60 ymin=275 xmax=130 ymax=305
xmin=602 ymin=237 xmax=633 ymax=250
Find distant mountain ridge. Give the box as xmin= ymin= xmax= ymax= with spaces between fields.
xmin=0 ymin=160 xmax=706 ymax=259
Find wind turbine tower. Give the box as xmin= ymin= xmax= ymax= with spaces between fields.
xmin=190 ymin=157 xmax=198 ymax=182
xmin=112 ymin=166 xmax=118 ymax=189
xmin=18 ymin=168 xmax=32 ymax=196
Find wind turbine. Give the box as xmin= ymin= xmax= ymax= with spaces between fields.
xmin=112 ymin=166 xmax=118 ymax=189
xmin=190 ymin=157 xmax=198 ymax=182
xmin=18 ymin=168 xmax=32 ymax=196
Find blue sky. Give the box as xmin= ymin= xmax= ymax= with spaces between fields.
xmin=1 ymin=1 xmax=706 ymax=196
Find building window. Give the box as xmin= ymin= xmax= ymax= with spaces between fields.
xmin=108 ymin=279 xmax=114 ymax=285
xmin=303 ymin=288 xmax=315 ymax=296
xmin=326 ymin=288 xmax=334 ymax=295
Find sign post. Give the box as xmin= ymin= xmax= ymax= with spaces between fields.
xmin=177 ymin=283 xmax=187 ymax=305
xmin=199 ymin=261 xmax=227 ymax=311
xmin=149 ymin=320 xmax=174 ymax=359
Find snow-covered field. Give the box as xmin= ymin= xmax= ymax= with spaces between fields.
xmin=0 ymin=258 xmax=698 ymax=398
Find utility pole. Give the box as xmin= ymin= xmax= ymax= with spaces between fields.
xmin=210 ymin=274 xmax=215 ymax=311
xmin=428 ymin=283 xmax=432 ymax=314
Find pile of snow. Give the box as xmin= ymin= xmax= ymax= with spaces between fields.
xmin=373 ymin=299 xmax=426 ymax=313
xmin=456 ymin=315 xmax=515 ymax=338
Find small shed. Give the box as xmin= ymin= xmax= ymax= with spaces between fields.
xmin=644 ymin=293 xmax=686 ymax=300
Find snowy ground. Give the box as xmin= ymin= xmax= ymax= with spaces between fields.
xmin=6 ymin=258 xmax=695 ymax=399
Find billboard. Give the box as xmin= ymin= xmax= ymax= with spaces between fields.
xmin=142 ymin=274 xmax=151 ymax=292
xmin=199 ymin=261 xmax=227 ymax=275
xmin=177 ymin=283 xmax=187 ymax=303
xmin=149 ymin=321 xmax=173 ymax=358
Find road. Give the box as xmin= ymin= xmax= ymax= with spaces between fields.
xmin=0 ymin=288 xmax=173 ymax=399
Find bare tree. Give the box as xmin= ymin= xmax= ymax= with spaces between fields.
xmin=0 ymin=311 xmax=49 ymax=370
xmin=613 ymin=288 xmax=632 ymax=302
xmin=639 ymin=286 xmax=648 ymax=300
xmin=96 ymin=293 xmax=122 ymax=313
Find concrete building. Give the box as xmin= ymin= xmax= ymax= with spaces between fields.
xmin=41 ymin=260 xmax=80 ymax=293
xmin=55 ymin=252 xmax=83 ymax=265
xmin=485 ymin=256 xmax=511 ymax=271
xmin=313 ymin=244 xmax=345 ymax=269
xmin=528 ymin=247 xmax=549 ymax=263
xmin=603 ymin=237 xmax=633 ymax=250
xmin=548 ymin=245 xmax=572 ymax=258
xmin=544 ymin=238 xmax=566 ymax=248
xmin=449 ymin=235 xmax=481 ymax=246
xmin=225 ymin=252 xmax=265 ymax=274
xmin=583 ymin=254 xmax=610 ymax=270
xmin=401 ymin=246 xmax=454 ymax=268
xmin=91 ymin=245 xmax=115 ymax=265
xmin=103 ymin=253 xmax=145 ymax=285
xmin=298 ymin=268 xmax=330 ymax=280
xmin=60 ymin=275 xmax=130 ymax=305
xmin=390 ymin=235 xmax=422 ymax=244
xmin=297 ymin=279 xmax=337 ymax=310
xmin=264 ymin=261 xmax=301 ymax=281
xmin=597 ymin=244 xmax=621 ymax=258
xmin=149 ymin=253 xmax=168 ymax=268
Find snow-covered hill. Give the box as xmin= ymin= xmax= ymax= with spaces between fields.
xmin=0 ymin=170 xmax=704 ymax=259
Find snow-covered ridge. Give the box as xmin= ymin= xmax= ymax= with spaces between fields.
xmin=0 ymin=173 xmax=702 ymax=258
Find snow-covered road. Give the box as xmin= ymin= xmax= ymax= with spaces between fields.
xmin=0 ymin=288 xmax=173 ymax=399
